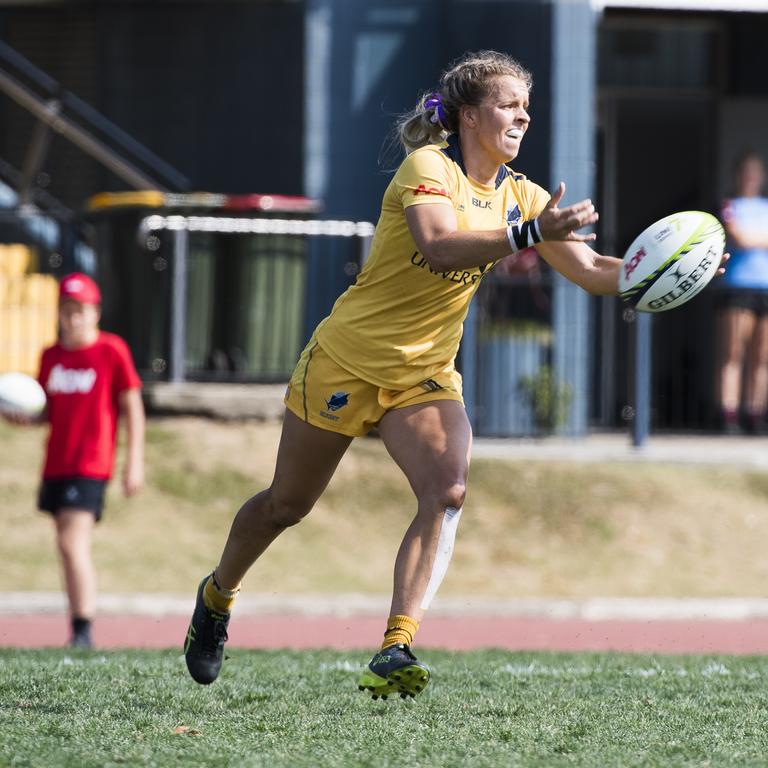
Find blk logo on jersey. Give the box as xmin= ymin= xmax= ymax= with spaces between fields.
xmin=472 ymin=197 xmax=492 ymax=209
xmin=47 ymin=364 xmax=97 ymax=394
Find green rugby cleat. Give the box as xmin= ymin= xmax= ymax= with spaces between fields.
xmin=358 ymin=644 xmax=430 ymax=700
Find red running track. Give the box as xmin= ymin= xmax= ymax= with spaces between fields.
xmin=3 ymin=614 xmax=768 ymax=654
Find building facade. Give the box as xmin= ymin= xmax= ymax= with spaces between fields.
xmin=0 ymin=0 xmax=766 ymax=435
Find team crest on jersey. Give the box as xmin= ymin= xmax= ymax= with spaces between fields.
xmin=506 ymin=205 xmax=522 ymax=225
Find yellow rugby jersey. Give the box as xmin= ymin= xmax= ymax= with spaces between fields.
xmin=316 ymin=134 xmax=550 ymax=389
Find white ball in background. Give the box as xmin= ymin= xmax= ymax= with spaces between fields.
xmin=0 ymin=372 xmax=47 ymax=418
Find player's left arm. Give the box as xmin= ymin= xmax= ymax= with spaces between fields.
xmin=533 ymin=184 xmax=729 ymax=294
xmin=119 ymin=387 xmax=145 ymax=496
xmin=534 ymin=240 xmax=621 ymax=296
xmin=535 ymin=240 xmax=730 ymax=297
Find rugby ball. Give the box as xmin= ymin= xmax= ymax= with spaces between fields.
xmin=619 ymin=211 xmax=725 ymax=312
xmin=0 ymin=372 xmax=47 ymax=418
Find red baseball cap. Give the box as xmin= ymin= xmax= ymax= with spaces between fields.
xmin=59 ymin=272 xmax=101 ymax=305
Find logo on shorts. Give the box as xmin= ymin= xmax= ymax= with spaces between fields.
xmin=325 ymin=392 xmax=349 ymax=412
xmin=320 ymin=391 xmax=349 ymax=422
xmin=420 ymin=379 xmax=443 ymax=393
xmin=65 ymin=485 xmax=79 ymax=502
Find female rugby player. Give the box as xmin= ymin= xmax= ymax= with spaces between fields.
xmin=184 ymin=50 xmax=661 ymax=698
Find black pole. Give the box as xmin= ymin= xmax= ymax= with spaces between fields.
xmin=633 ymin=309 xmax=652 ymax=448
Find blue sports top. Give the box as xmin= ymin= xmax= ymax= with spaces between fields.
xmin=720 ymin=196 xmax=768 ymax=289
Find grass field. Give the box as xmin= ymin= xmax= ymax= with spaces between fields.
xmin=3 ymin=416 xmax=768 ymax=598
xmin=5 ymin=419 xmax=768 ymax=766
xmin=3 ymin=648 xmax=768 ymax=767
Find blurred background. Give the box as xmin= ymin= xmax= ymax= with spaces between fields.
xmin=1 ymin=0 xmax=767 ymax=439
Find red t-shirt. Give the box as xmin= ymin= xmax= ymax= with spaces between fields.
xmin=38 ymin=332 xmax=142 ymax=480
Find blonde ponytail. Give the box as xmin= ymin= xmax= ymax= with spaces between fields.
xmin=396 ymin=92 xmax=448 ymax=155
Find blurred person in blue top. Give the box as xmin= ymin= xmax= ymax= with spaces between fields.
xmin=717 ymin=152 xmax=768 ymax=434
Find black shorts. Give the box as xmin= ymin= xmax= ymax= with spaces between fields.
xmin=38 ymin=477 xmax=108 ymax=522
xmin=717 ymin=288 xmax=768 ymax=316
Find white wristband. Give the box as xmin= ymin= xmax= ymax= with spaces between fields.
xmin=506 ymin=218 xmax=542 ymax=253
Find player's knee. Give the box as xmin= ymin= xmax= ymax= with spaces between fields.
xmin=434 ymin=481 xmax=467 ymax=513
xmin=266 ymin=491 xmax=312 ymax=529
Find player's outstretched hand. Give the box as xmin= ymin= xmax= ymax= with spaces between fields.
xmin=538 ymin=182 xmax=599 ymax=243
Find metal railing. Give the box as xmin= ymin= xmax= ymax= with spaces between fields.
xmin=0 ymin=39 xmax=189 ymax=198
xmin=121 ymin=214 xmax=374 ymax=384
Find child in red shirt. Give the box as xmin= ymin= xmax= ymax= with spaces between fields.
xmin=11 ymin=273 xmax=145 ymax=648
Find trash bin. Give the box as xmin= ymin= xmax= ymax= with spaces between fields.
xmin=226 ymin=232 xmax=305 ymax=378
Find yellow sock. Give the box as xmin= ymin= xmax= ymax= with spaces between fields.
xmin=381 ymin=614 xmax=419 ymax=649
xmin=202 ymin=572 xmax=240 ymax=614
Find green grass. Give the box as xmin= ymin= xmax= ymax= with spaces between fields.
xmin=2 ymin=649 xmax=768 ymax=767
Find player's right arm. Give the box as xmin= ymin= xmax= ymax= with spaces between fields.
xmin=406 ymin=203 xmax=513 ymax=271
xmin=406 ymin=181 xmax=598 ymax=273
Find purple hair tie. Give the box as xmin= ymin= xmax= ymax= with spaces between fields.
xmin=424 ymin=92 xmax=447 ymax=129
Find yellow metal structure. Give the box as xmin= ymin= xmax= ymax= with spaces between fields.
xmin=0 ymin=245 xmax=58 ymax=376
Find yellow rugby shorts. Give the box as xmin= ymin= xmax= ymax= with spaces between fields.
xmin=284 ymin=340 xmax=463 ymax=437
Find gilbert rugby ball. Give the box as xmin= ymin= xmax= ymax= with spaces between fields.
xmin=0 ymin=372 xmax=47 ymax=417
xmin=619 ymin=211 xmax=725 ymax=312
